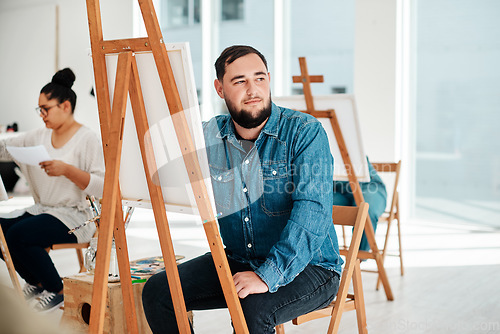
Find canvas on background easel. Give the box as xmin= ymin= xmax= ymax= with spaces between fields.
xmin=85 ymin=0 xmax=248 ymax=333
xmin=276 ymin=57 xmax=394 ymax=301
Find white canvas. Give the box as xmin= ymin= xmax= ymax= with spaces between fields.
xmin=104 ymin=43 xmax=215 ymax=216
xmin=273 ymin=94 xmax=370 ymax=182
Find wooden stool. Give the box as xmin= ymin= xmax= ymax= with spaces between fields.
xmin=60 ymin=273 xmax=192 ymax=333
xmin=60 ymin=273 xmax=150 ymax=333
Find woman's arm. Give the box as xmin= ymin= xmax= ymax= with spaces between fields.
xmin=39 ymin=160 xmax=90 ymax=190
xmin=0 ymin=133 xmax=26 ymax=161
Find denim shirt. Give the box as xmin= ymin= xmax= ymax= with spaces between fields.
xmin=203 ymin=103 xmax=343 ymax=293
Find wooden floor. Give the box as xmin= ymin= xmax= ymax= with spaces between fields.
xmin=1 ymin=196 xmax=500 ymax=333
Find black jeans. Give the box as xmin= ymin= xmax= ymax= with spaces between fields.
xmin=0 ymin=212 xmax=76 ymax=293
xmin=142 ymin=252 xmax=340 ymax=334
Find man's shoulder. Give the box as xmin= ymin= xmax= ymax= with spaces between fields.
xmin=273 ymin=103 xmax=321 ymax=130
xmin=203 ymin=114 xmax=230 ymax=131
xmin=202 ymin=114 xmax=233 ymax=145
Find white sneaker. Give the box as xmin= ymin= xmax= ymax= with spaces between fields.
xmin=33 ymin=290 xmax=64 ymax=313
xmin=22 ymin=283 xmax=44 ymax=301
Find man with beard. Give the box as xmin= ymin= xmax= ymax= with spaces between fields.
xmin=142 ymin=45 xmax=343 ymax=334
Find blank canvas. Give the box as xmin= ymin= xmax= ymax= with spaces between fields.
xmin=273 ymin=94 xmax=370 ymax=182
xmin=104 ymin=43 xmax=215 ymax=215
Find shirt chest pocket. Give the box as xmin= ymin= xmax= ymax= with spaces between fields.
xmin=210 ymin=166 xmax=235 ymax=210
xmin=260 ymin=163 xmax=293 ymax=216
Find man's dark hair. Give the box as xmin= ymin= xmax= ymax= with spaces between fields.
xmin=215 ymin=45 xmax=268 ymax=81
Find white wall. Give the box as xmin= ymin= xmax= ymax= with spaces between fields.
xmin=0 ymin=0 xmax=134 ymax=136
xmin=354 ymin=0 xmax=414 ymax=218
xmin=354 ymin=0 xmax=398 ymax=162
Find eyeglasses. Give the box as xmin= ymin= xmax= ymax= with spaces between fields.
xmin=35 ymin=103 xmax=60 ymax=117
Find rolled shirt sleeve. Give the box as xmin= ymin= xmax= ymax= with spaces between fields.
xmin=254 ymin=121 xmax=335 ymax=292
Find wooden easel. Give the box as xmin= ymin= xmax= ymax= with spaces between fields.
xmin=0 ymin=225 xmax=22 ymax=298
xmin=292 ymin=57 xmax=394 ymax=301
xmin=85 ymin=0 xmax=248 ymax=333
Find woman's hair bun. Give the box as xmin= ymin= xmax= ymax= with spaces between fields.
xmin=51 ymin=68 xmax=76 ymax=89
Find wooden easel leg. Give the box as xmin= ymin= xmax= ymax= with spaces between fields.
xmin=85 ymin=0 xmax=113 ymax=137
xmin=86 ymin=0 xmax=249 ymax=330
xmin=352 ymin=260 xmax=368 ymax=334
xmin=341 ymin=225 xmax=347 ymax=249
xmin=0 ymin=225 xmax=22 ymax=298
xmin=128 ymin=55 xmax=192 ymax=334
xmin=133 ymin=0 xmax=250 ymax=331
xmin=364 ymin=217 xmax=394 ymax=301
xmin=396 ymin=198 xmax=404 ymax=276
xmin=202 ymin=221 xmax=249 ymax=334
xmin=136 ymin=1 xmax=250 ymax=326
xmin=89 ymin=52 xmax=134 ymax=334
xmin=163 ymin=110 xmax=248 ymax=332
xmin=113 ymin=196 xmax=139 ymax=334
xmin=325 ymin=107 xmax=394 ymax=301
xmin=376 ymin=216 xmax=393 ymax=291
xmin=326 ymin=276 xmax=349 ymax=334
xmin=377 ymin=199 xmax=404 ymax=290
xmin=381 ymin=218 xmax=393 ymax=261
xmin=76 ymin=248 xmax=85 ymax=273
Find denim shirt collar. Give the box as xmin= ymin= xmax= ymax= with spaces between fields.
xmin=215 ymin=102 xmax=280 ymax=141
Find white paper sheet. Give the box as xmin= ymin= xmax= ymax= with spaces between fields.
xmin=6 ymin=145 xmax=52 ymax=166
xmin=0 ymin=176 xmax=8 ymax=201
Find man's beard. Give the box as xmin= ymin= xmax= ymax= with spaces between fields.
xmin=225 ymin=94 xmax=272 ymax=129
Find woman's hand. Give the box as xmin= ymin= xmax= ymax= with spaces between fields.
xmin=39 ymin=160 xmax=68 ymax=177
xmin=39 ymin=160 xmax=90 ymax=190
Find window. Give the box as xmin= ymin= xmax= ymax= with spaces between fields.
xmin=290 ymin=1 xmax=355 ymax=96
xmin=160 ymin=0 xmax=242 ymax=28
xmin=149 ymin=0 xmax=355 ymax=118
xmin=160 ymin=0 xmax=200 ymax=28
xmin=414 ymin=0 xmax=500 ymax=226
xmin=221 ymin=0 xmax=244 ymax=21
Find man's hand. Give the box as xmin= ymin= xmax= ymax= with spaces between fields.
xmin=40 ymin=160 xmax=68 ymax=177
xmin=233 ymin=271 xmax=269 ymax=299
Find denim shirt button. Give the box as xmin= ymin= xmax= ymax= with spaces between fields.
xmin=244 ymin=217 xmax=249 ymax=222
xmin=272 ymin=170 xmax=277 ymax=175
xmin=243 ymin=187 xmax=248 ymax=193
xmin=244 ymin=159 xmax=250 ymax=165
xmin=217 ymin=176 xmax=222 ymax=181
xmin=247 ymin=243 xmax=252 ymax=248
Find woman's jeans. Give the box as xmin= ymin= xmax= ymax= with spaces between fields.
xmin=0 ymin=212 xmax=76 ymax=293
xmin=142 ymin=252 xmax=340 ymax=334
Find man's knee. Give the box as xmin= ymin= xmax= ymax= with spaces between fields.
xmin=142 ymin=272 xmax=172 ymax=312
xmin=245 ymin=311 xmax=275 ymax=334
xmin=240 ymin=295 xmax=277 ymax=334
xmin=142 ymin=272 xmax=181 ymax=333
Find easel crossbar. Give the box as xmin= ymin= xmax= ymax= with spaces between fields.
xmin=101 ymin=38 xmax=151 ymax=54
